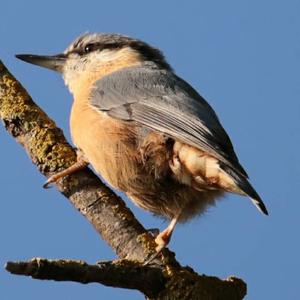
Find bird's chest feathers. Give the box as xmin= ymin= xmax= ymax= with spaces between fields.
xmin=70 ymin=98 xmax=139 ymax=189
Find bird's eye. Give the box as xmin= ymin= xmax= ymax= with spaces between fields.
xmin=84 ymin=44 xmax=94 ymax=53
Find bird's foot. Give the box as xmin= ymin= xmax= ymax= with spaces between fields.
xmin=143 ymin=216 xmax=179 ymax=265
xmin=43 ymin=158 xmax=89 ymax=188
xmin=143 ymin=228 xmax=172 ymax=265
xmin=154 ymin=228 xmax=172 ymax=252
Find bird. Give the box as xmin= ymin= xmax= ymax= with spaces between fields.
xmin=16 ymin=33 xmax=268 ymax=257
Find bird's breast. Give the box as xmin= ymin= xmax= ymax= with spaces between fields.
xmin=70 ymin=100 xmax=141 ymax=190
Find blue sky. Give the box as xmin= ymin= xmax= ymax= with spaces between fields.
xmin=1 ymin=1 xmax=299 ymax=299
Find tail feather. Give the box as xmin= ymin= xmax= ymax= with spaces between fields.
xmin=221 ymin=164 xmax=268 ymax=215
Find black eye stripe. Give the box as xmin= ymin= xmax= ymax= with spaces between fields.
xmin=66 ymin=38 xmax=171 ymax=70
xmin=69 ymin=43 xmax=123 ymax=56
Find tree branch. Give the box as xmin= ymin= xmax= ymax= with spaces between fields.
xmin=1 ymin=59 xmax=247 ymax=299
xmin=5 ymin=257 xmax=246 ymax=300
xmin=6 ymin=258 xmax=165 ymax=298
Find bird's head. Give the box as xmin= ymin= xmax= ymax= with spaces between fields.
xmin=16 ymin=33 xmax=171 ymax=95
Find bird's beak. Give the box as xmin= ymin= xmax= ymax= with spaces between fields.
xmin=15 ymin=53 xmax=67 ymax=73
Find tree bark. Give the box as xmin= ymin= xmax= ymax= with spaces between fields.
xmin=0 ymin=60 xmax=246 ymax=299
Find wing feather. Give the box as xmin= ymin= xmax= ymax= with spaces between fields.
xmin=90 ymin=65 xmax=248 ymax=178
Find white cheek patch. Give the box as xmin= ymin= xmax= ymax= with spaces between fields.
xmin=63 ymin=62 xmax=80 ymax=90
xmin=62 ymin=55 xmax=91 ymax=91
xmin=62 ymin=50 xmax=119 ymax=89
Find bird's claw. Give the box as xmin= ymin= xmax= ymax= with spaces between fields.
xmin=43 ymin=180 xmax=52 ymax=189
xmin=143 ymin=251 xmax=162 ymax=266
xmin=43 ymin=176 xmax=58 ymax=189
xmin=142 ymin=232 xmax=169 ymax=266
xmin=147 ymin=228 xmax=160 ymax=238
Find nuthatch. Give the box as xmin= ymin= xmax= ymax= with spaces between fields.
xmin=16 ymin=33 xmax=268 ymax=256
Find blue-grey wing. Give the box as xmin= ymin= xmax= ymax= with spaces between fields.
xmin=90 ymin=65 xmax=248 ymax=178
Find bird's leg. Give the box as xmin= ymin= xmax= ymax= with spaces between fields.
xmin=154 ymin=216 xmax=179 ymax=252
xmin=143 ymin=215 xmax=180 ymax=265
xmin=43 ymin=150 xmax=89 ymax=188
